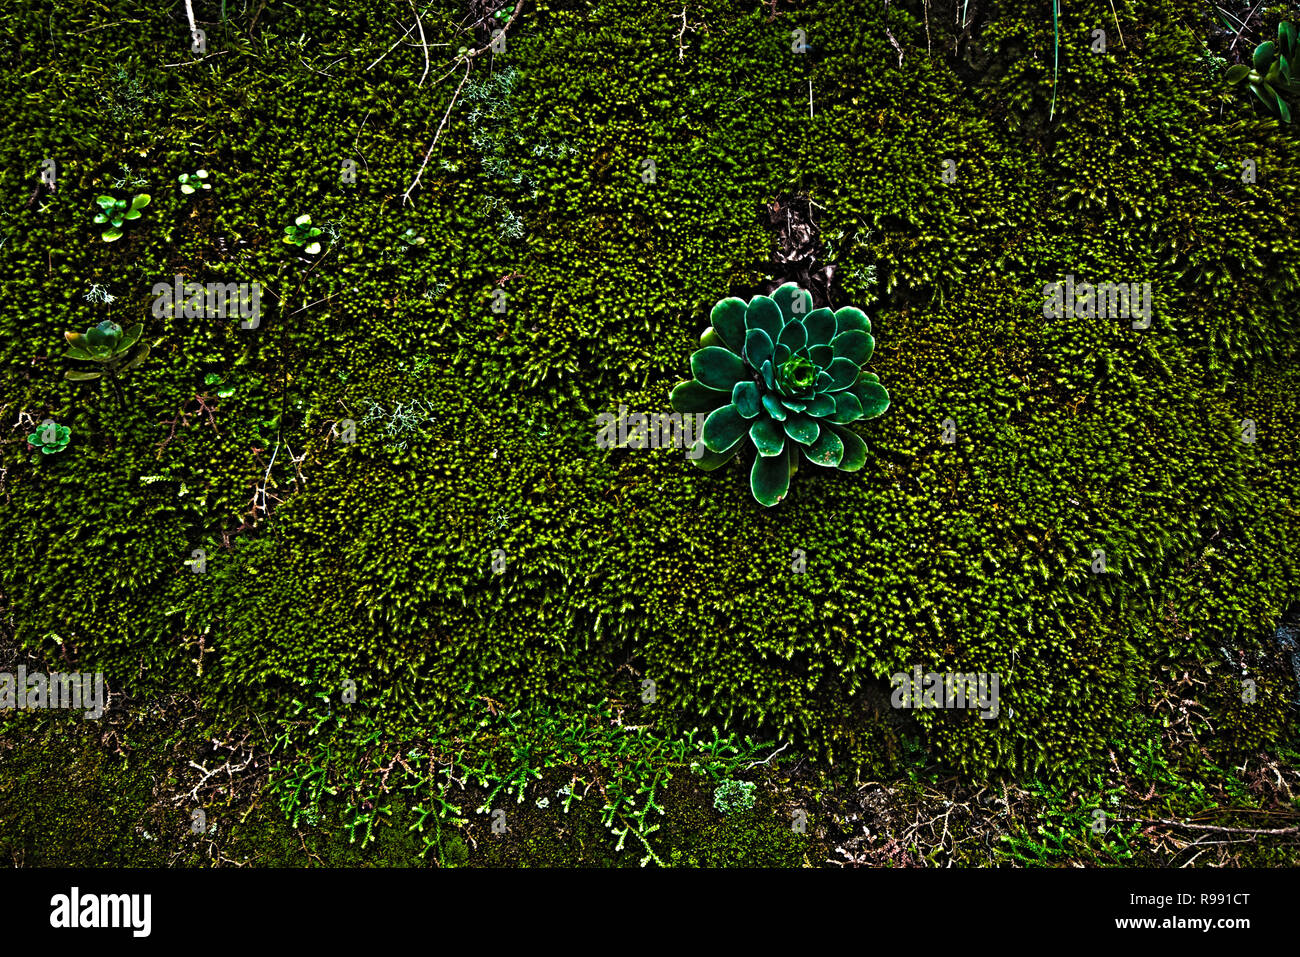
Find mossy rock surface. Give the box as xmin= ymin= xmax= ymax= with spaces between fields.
xmin=0 ymin=0 xmax=1295 ymax=797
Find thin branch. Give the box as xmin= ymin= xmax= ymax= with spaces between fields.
xmin=75 ymin=19 xmax=143 ymax=34
xmin=299 ymin=56 xmax=337 ymax=78
xmin=353 ymin=109 xmax=373 ymax=169
xmin=1121 ymin=817 xmax=1300 ymax=836
xmin=163 ymin=51 xmax=229 ymax=67
xmin=745 ymin=741 xmax=790 ymax=769
xmin=402 ymin=58 xmax=472 ymax=205
xmin=464 ymin=0 xmax=526 ymax=61
xmin=883 ymin=0 xmax=904 ymax=67
xmin=1106 ymin=0 xmax=1125 ymax=48
xmin=367 ymin=18 xmax=419 ymax=71
xmin=1228 ymin=0 xmax=1267 ymax=57
xmin=676 ymin=7 xmax=696 ymax=60
xmin=409 ymin=0 xmax=430 ymax=86
xmin=289 ymin=294 xmax=335 ymax=315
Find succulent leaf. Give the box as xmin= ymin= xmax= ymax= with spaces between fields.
xmin=823 ymin=357 xmax=860 ymax=391
xmin=828 ymin=423 xmax=868 ymax=471
xmin=699 ymin=326 xmax=726 ymax=349
xmin=732 ymin=381 xmax=762 ymax=418
xmin=777 ymin=319 xmax=807 ymax=353
xmin=831 ymin=391 xmax=864 ymax=423
xmin=852 ymin=378 xmax=891 ymax=418
xmin=745 ymin=296 xmax=782 ymax=340
xmin=691 ymin=346 xmax=747 ymax=390
xmin=750 ymin=444 xmax=791 ymax=506
xmin=782 ymin=412 xmax=820 ymax=446
xmin=802 ymin=393 xmax=836 ymax=417
xmin=86 ymin=321 xmax=123 ymax=350
xmin=831 ymin=329 xmax=875 ymax=365
xmin=709 ymin=297 xmax=748 ymax=351
xmin=689 ymin=440 xmax=739 ymax=470
xmin=803 ymin=307 xmax=836 ymax=345
xmin=702 ymin=403 xmax=750 ymax=453
xmin=1255 ymin=40 xmax=1276 ymax=72
xmin=803 ymin=427 xmax=844 ymax=467
xmin=833 ymin=305 xmax=871 ymax=336
xmin=761 ymin=393 xmax=787 ymax=421
xmin=670 ymin=380 xmax=730 ymax=413
xmin=122 ymin=341 xmax=152 ymax=369
xmin=771 ymin=282 xmax=813 ymax=323
xmin=119 ymin=323 xmax=143 ymax=351
xmin=749 ymin=416 xmax=785 ymax=457
xmin=744 ymin=327 xmax=774 ymax=368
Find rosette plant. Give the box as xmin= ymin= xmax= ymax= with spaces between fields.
xmin=284 ymin=213 xmax=324 ymax=255
xmin=670 ymin=283 xmax=890 ymax=506
xmin=178 ymin=169 xmax=211 ymax=194
xmin=93 ymin=193 xmax=150 ymax=241
xmin=1225 ymin=21 xmax=1297 ymax=123
xmin=64 ymin=319 xmax=150 ymax=408
xmin=26 ymin=420 xmax=71 ymax=455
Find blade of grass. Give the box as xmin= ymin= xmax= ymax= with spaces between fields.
xmin=1049 ymin=0 xmax=1060 ymax=121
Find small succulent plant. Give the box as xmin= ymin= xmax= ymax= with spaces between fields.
xmin=64 ymin=319 xmax=151 ymax=407
xmin=93 ymin=193 xmax=150 ymax=241
xmin=670 ymin=283 xmax=890 ymax=506
xmin=284 ymin=213 xmax=324 ymax=255
xmin=27 ymin=419 xmax=71 ymax=456
xmin=1225 ymin=21 xmax=1297 ymax=123
xmin=178 ymin=169 xmax=210 ymax=194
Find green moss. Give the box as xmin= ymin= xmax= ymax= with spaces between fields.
xmin=0 ymin=0 xmax=1295 ymax=822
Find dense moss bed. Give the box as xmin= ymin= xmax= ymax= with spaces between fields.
xmin=1 ymin=0 xmax=1297 ymax=866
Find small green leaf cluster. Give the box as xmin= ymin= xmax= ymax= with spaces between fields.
xmin=91 ymin=193 xmax=149 ymax=241
xmin=284 ymin=213 xmax=324 ymax=254
xmin=1224 ymin=22 xmax=1297 ymax=123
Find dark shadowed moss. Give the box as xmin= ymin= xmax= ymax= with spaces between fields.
xmin=0 ymin=0 xmax=1296 ymax=870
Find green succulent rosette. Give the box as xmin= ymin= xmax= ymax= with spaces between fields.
xmin=27 ymin=422 xmax=71 ymax=454
xmin=63 ymin=320 xmax=148 ymax=382
xmin=670 ymin=282 xmax=890 ymax=506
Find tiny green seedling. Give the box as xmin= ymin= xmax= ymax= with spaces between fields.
xmin=93 ymin=193 xmax=150 ymax=241
xmin=204 ymin=372 xmax=238 ymax=398
xmin=178 ymin=169 xmax=211 ymax=194
xmin=284 ymin=213 xmax=324 ymax=255
xmin=492 ymin=5 xmax=516 ymax=21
